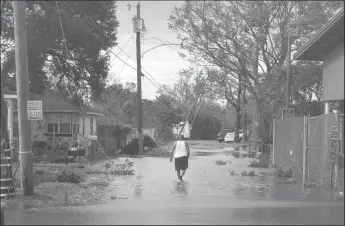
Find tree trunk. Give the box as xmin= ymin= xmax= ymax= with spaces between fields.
xmin=234 ymin=106 xmax=241 ymax=143
xmin=242 ymin=85 xmax=248 ymax=142
xmin=234 ymin=73 xmax=242 ymax=143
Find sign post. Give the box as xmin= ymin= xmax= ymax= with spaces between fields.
xmin=27 ymin=100 xmax=43 ymax=120
xmin=329 ymin=121 xmax=339 ymax=189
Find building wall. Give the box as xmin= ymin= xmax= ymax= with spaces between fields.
xmin=323 ymin=42 xmax=344 ymax=101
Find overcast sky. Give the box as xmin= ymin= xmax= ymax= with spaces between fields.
xmin=108 ymin=1 xmax=189 ymax=100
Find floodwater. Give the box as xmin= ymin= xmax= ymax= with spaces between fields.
xmin=3 ymin=143 xmax=344 ymax=225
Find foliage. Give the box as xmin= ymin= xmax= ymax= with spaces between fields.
xmin=86 ymin=158 xmax=135 ymax=176
xmin=214 ymin=160 xmax=227 ymax=165
xmin=229 ymin=169 xmax=237 ymax=176
xmin=248 ymin=160 xmax=269 ymax=168
xmin=241 ymin=170 xmax=257 ymax=177
xmin=275 ymin=166 xmax=293 ymax=178
xmin=54 ymin=170 xmax=83 ymax=183
xmin=1 ymin=1 xmax=119 ymax=101
xmin=168 ymin=1 xmax=344 ymax=140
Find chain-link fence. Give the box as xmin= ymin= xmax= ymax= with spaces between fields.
xmin=273 ymin=116 xmax=305 ymax=184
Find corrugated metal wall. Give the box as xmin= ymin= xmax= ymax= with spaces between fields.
xmin=323 ymin=42 xmax=344 ymax=101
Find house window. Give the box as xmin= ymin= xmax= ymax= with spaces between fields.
xmin=47 ymin=123 xmax=59 ymax=133
xmin=90 ymin=117 xmax=94 ymax=135
xmin=46 ymin=113 xmax=71 ymax=134
xmin=13 ymin=122 xmax=19 ymax=138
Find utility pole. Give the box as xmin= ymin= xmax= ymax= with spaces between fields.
xmin=286 ymin=32 xmax=292 ymax=108
xmin=13 ymin=0 xmax=34 ymax=196
xmin=135 ymin=2 xmax=143 ymax=154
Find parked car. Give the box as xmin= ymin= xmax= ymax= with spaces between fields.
xmin=217 ymin=129 xmax=233 ymax=143
xmin=224 ymin=130 xmax=245 ymax=143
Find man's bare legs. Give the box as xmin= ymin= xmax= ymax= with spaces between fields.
xmin=177 ymin=170 xmax=181 ymax=180
xmin=180 ymin=170 xmax=186 ymax=180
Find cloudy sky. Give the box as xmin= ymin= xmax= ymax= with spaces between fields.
xmin=108 ymin=1 xmax=189 ymax=100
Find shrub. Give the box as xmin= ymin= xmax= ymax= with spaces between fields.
xmin=229 ymin=169 xmax=236 ymax=176
xmin=248 ymin=160 xmax=269 ymax=168
xmin=275 ymin=166 xmax=293 ymax=178
xmin=241 ymin=170 xmax=257 ymax=176
xmin=34 ymin=169 xmax=45 ymax=176
xmin=54 ymin=170 xmax=83 ymax=183
xmin=214 ymin=160 xmax=227 ymax=165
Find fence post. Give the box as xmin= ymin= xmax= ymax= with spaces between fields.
xmin=302 ymin=115 xmax=309 ymax=188
xmin=272 ymin=119 xmax=276 ymax=165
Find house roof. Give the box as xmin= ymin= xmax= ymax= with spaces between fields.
xmin=4 ymin=87 xmax=102 ymax=116
xmin=294 ymin=8 xmax=344 ymax=61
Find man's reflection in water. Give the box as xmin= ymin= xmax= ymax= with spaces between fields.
xmin=174 ymin=181 xmax=189 ymax=198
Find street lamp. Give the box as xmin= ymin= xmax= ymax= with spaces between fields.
xmin=286 ymin=29 xmax=299 ymax=108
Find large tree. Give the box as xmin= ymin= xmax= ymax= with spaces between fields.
xmin=1 ymin=1 xmax=118 ymax=102
xmin=169 ymin=1 xmax=343 ymax=141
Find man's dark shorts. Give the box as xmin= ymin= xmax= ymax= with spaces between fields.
xmin=175 ymin=156 xmax=188 ymax=171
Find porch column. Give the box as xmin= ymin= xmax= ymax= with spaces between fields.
xmin=324 ymin=101 xmax=330 ymax=114
xmin=7 ymin=99 xmax=14 ymax=148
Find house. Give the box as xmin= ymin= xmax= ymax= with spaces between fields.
xmin=4 ymin=87 xmax=102 ymax=148
xmin=294 ymin=8 xmax=344 ymax=113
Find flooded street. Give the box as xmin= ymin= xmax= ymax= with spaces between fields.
xmin=3 ymin=143 xmax=344 ymax=225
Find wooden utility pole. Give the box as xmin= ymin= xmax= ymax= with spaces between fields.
xmin=13 ymin=0 xmax=34 ymax=196
xmin=135 ymin=2 xmax=143 ymax=154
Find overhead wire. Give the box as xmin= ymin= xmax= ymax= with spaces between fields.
xmin=62 ymin=0 xmax=137 ymax=71
xmin=64 ymin=1 xmax=163 ymax=91
xmin=55 ymin=1 xmax=112 ymax=161
xmin=63 ymin=0 xmax=206 ymax=120
xmin=55 ymin=0 xmax=85 ymax=116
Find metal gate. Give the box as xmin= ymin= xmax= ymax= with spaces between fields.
xmin=273 ymin=116 xmax=304 ymax=183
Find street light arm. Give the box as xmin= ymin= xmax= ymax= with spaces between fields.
xmin=142 ymin=43 xmax=181 ymax=56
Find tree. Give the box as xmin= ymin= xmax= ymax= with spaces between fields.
xmin=169 ymin=1 xmax=343 ymax=141
xmin=95 ymin=82 xmax=135 ymax=127
xmin=1 ymin=1 xmax=119 ymax=102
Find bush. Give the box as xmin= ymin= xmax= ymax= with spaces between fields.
xmin=54 ymin=170 xmax=83 ymax=183
xmin=87 ymin=158 xmax=135 ymax=176
xmin=275 ymin=166 xmax=293 ymax=178
xmin=241 ymin=170 xmax=257 ymax=176
xmin=214 ymin=160 xmax=227 ymax=165
xmin=248 ymin=160 xmax=269 ymax=168
xmin=229 ymin=169 xmax=236 ymax=176
xmin=34 ymin=169 xmax=45 ymax=176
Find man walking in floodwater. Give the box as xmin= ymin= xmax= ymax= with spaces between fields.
xmin=170 ymin=135 xmax=190 ymax=181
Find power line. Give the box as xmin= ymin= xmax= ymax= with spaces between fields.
xmin=62 ymin=0 xmax=185 ymax=103
xmin=108 ymin=34 xmax=135 ymax=66
xmin=55 ymin=0 xmax=85 ymax=116
xmin=66 ymin=1 xmax=164 ymax=90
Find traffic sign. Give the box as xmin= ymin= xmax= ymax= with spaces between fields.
xmin=328 ymin=140 xmax=339 ymax=165
xmin=27 ymin=100 xmax=43 ymax=120
xmin=330 ymin=121 xmax=339 ymax=140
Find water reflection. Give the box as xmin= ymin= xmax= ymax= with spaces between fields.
xmin=174 ymin=181 xmax=189 ymax=198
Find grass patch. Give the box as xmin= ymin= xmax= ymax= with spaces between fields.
xmin=248 ymin=160 xmax=269 ymax=168
xmin=241 ymin=170 xmax=257 ymax=176
xmin=214 ymin=160 xmax=227 ymax=165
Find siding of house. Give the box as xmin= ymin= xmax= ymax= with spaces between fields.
xmin=323 ymin=42 xmax=344 ymax=101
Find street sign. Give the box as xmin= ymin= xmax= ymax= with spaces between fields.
xmin=27 ymin=100 xmax=43 ymax=120
xmin=329 ymin=140 xmax=340 ymax=165
xmin=282 ymin=108 xmax=295 ymax=118
xmin=330 ymin=121 xmax=339 ymax=140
